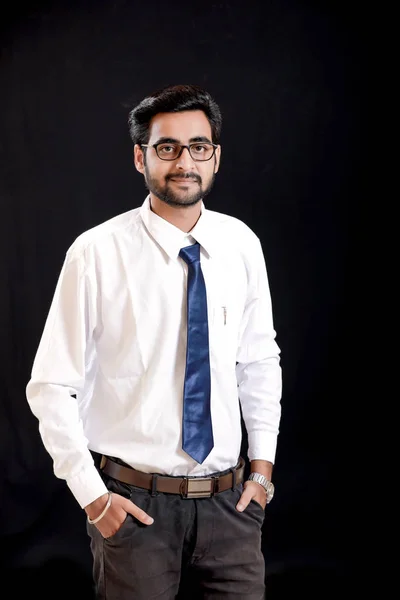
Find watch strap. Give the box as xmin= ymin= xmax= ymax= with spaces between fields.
xmin=248 ymin=472 xmax=275 ymax=503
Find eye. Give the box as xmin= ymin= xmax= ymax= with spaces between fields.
xmin=190 ymin=144 xmax=214 ymax=160
xmin=158 ymin=144 xmax=177 ymax=154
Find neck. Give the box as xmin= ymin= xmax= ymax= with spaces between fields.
xmin=149 ymin=194 xmax=202 ymax=232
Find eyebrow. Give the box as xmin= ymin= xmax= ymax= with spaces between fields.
xmin=153 ymin=136 xmax=213 ymax=145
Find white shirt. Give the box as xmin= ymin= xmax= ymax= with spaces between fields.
xmin=26 ymin=196 xmax=282 ymax=508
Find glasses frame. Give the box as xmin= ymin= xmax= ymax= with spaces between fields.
xmin=140 ymin=142 xmax=218 ymax=162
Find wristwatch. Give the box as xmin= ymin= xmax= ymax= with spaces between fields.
xmin=248 ymin=472 xmax=275 ymax=503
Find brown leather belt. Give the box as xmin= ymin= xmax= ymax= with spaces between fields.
xmin=100 ymin=456 xmax=245 ymax=499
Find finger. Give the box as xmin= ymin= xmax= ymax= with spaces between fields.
xmin=236 ymin=490 xmax=253 ymax=512
xmin=123 ymin=497 xmax=154 ymax=525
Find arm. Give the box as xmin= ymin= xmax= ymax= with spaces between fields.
xmin=250 ymin=459 xmax=273 ymax=480
xmin=25 ymin=246 xmax=107 ymax=509
xmin=235 ymin=238 xmax=282 ymax=509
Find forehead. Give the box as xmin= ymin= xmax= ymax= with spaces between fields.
xmin=148 ymin=110 xmax=212 ymax=143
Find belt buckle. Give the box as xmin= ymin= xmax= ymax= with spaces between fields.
xmin=180 ymin=476 xmax=218 ymax=499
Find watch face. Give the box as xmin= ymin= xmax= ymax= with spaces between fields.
xmin=266 ymin=482 xmax=275 ymax=503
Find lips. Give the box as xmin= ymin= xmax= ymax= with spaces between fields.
xmin=170 ymin=178 xmax=198 ymax=183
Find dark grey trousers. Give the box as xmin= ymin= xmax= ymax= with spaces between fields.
xmin=87 ymin=471 xmax=266 ymax=599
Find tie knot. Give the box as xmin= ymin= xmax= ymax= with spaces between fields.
xmin=179 ymin=242 xmax=200 ymax=265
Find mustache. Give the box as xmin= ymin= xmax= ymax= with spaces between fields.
xmin=166 ymin=173 xmax=201 ymax=183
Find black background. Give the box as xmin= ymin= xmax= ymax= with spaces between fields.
xmin=0 ymin=1 xmax=365 ymax=597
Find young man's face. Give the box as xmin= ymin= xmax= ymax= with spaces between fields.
xmin=134 ymin=110 xmax=221 ymax=208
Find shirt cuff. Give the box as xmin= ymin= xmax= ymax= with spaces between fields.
xmin=247 ymin=431 xmax=278 ymax=465
xmin=66 ymin=464 xmax=109 ymax=509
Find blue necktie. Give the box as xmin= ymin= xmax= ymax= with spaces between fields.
xmin=179 ymin=242 xmax=214 ymax=464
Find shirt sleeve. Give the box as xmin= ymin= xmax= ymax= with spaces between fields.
xmin=235 ymin=237 xmax=282 ymax=464
xmin=25 ymin=246 xmax=108 ymax=508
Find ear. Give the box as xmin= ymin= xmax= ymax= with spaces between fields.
xmin=214 ymin=145 xmax=221 ymax=174
xmin=134 ymin=144 xmax=145 ymax=174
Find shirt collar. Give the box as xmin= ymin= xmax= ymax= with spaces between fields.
xmin=140 ymin=195 xmax=216 ymax=260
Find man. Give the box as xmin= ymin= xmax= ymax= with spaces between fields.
xmin=26 ymin=84 xmax=282 ymax=599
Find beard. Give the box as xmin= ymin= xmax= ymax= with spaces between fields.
xmin=144 ymin=166 xmax=216 ymax=208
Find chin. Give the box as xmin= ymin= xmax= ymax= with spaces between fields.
xmin=166 ymin=196 xmax=202 ymax=208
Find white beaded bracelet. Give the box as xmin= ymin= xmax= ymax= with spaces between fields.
xmin=87 ymin=492 xmax=112 ymax=524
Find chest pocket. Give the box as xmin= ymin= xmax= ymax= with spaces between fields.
xmin=207 ymin=263 xmax=247 ymax=370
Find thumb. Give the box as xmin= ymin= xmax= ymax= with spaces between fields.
xmin=236 ymin=488 xmax=253 ymax=512
xmin=121 ymin=496 xmax=154 ymax=525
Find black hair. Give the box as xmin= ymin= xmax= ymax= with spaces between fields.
xmin=128 ymin=84 xmax=222 ymax=146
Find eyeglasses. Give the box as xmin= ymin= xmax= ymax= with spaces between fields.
xmin=141 ymin=142 xmax=218 ymax=162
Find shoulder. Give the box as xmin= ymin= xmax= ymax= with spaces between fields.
xmin=65 ymin=207 xmax=141 ymax=261
xmin=205 ymin=207 xmax=261 ymax=250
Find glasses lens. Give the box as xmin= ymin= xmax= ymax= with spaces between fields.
xmin=189 ymin=143 xmax=214 ymax=161
xmin=157 ymin=144 xmax=180 ymax=160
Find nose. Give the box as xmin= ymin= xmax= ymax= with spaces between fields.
xmin=175 ymin=146 xmax=195 ymax=171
